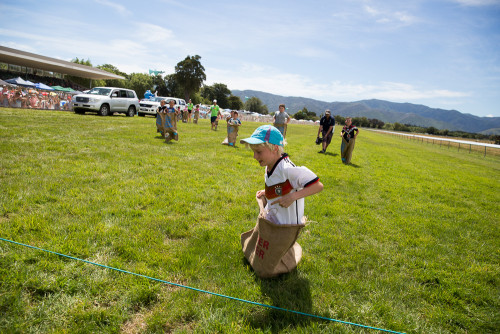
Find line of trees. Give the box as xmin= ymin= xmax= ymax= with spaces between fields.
xmin=68 ymin=56 xmax=246 ymax=109
xmin=294 ymin=107 xmax=318 ymax=121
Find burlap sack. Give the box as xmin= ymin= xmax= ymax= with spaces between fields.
xmin=156 ymin=113 xmax=163 ymax=133
xmin=227 ymin=124 xmax=239 ymax=145
xmin=273 ymin=123 xmax=287 ymax=137
xmin=159 ymin=112 xmax=178 ymax=141
xmin=193 ymin=111 xmax=199 ymax=124
xmin=222 ymin=124 xmax=239 ymax=145
xmin=241 ymin=198 xmax=305 ymax=278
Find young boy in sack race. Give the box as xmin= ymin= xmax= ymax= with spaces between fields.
xmin=240 ymin=125 xmax=323 ymax=278
xmin=222 ymin=110 xmax=242 ymax=146
xmin=159 ymin=100 xmax=180 ymax=142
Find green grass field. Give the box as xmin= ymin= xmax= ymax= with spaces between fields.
xmin=1 ymin=108 xmax=499 ymax=333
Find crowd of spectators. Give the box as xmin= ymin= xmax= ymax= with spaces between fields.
xmin=0 ymin=69 xmax=86 ymax=110
xmin=0 ymin=85 xmax=74 ymax=110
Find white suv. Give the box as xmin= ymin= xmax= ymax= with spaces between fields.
xmin=73 ymin=87 xmax=140 ymax=117
xmin=139 ymin=96 xmax=187 ymax=116
xmin=138 ymin=96 xmax=169 ymax=117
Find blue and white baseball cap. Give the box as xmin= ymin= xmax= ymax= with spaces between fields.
xmin=240 ymin=125 xmax=284 ymax=146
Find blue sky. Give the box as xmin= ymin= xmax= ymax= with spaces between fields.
xmin=1 ymin=0 xmax=499 ymax=117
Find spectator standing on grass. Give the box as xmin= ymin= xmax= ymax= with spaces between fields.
xmin=29 ymin=93 xmax=38 ymax=108
xmin=187 ymin=99 xmax=194 ymax=123
xmin=177 ymin=106 xmax=182 ymax=121
xmin=210 ymin=99 xmax=222 ymax=130
xmin=54 ymin=95 xmax=60 ymax=110
xmin=317 ymin=109 xmax=335 ymax=154
xmin=13 ymin=91 xmax=22 ymax=108
xmin=273 ymin=104 xmax=291 ymax=138
xmin=0 ymin=91 xmax=8 ymax=107
xmin=340 ymin=117 xmax=359 ymax=164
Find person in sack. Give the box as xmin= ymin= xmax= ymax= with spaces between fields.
xmin=273 ymin=104 xmax=291 ymax=138
xmin=182 ymin=105 xmax=188 ymax=123
xmin=156 ymin=99 xmax=167 ymax=136
xmin=239 ymin=125 xmax=323 ymax=278
xmin=222 ymin=110 xmax=242 ymax=147
xmin=340 ymin=117 xmax=359 ymax=164
xmin=160 ymin=99 xmax=180 ymax=142
xmin=317 ymin=109 xmax=335 ymax=154
xmin=193 ymin=104 xmax=200 ymax=124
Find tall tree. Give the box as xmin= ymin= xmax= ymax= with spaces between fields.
xmin=227 ymin=95 xmax=243 ymax=110
xmin=152 ymin=74 xmax=168 ymax=96
xmin=164 ymin=74 xmax=183 ymax=98
xmin=201 ymin=83 xmax=231 ymax=108
xmin=174 ymin=55 xmax=206 ymax=101
xmin=128 ymin=73 xmax=153 ymax=100
xmin=98 ymin=64 xmax=128 ymax=88
xmin=244 ymin=97 xmax=268 ymax=114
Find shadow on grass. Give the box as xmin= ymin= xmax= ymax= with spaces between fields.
xmin=245 ymin=267 xmax=313 ymax=332
xmin=316 ymin=150 xmax=338 ymax=157
xmin=324 ymin=151 xmax=338 ymax=157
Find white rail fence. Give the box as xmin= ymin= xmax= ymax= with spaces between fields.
xmin=367 ymin=129 xmax=500 ymax=157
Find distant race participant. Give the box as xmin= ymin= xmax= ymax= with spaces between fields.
xmin=273 ymin=104 xmax=291 ymax=138
xmin=160 ymin=100 xmax=180 ymax=142
xmin=340 ymin=117 xmax=359 ymax=164
xmin=193 ymin=104 xmax=200 ymax=124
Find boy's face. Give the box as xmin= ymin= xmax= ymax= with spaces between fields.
xmin=279 ymin=106 xmax=285 ymax=112
xmin=252 ymin=145 xmax=280 ymax=169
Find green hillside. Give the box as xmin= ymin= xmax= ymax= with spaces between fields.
xmin=233 ymin=90 xmax=500 ymax=134
xmin=1 ymin=108 xmax=499 ymax=333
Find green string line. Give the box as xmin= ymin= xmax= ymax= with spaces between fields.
xmin=0 ymin=237 xmax=405 ymax=334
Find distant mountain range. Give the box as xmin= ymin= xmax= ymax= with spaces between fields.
xmin=232 ymin=89 xmax=500 ymax=135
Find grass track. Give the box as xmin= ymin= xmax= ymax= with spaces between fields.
xmin=1 ymin=108 xmax=499 ymax=333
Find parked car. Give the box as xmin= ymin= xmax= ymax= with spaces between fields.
xmin=138 ymin=96 xmax=168 ymax=117
xmin=138 ymin=96 xmax=187 ymax=117
xmin=73 ymin=87 xmax=140 ymax=117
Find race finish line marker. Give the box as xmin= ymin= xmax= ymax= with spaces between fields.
xmin=1 ymin=237 xmax=405 ymax=334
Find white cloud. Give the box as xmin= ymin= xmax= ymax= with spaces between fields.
xmin=363 ymin=4 xmax=418 ymax=26
xmin=206 ymin=64 xmax=469 ymax=103
xmin=134 ymin=23 xmax=175 ymax=44
xmin=452 ymin=0 xmax=500 ymax=6
xmin=486 ymin=114 xmax=495 ymax=117
xmin=94 ymin=0 xmax=131 ymax=16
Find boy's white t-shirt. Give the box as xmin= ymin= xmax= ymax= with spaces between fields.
xmin=264 ymin=154 xmax=319 ymax=225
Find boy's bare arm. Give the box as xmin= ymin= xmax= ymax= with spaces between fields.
xmin=256 ymin=190 xmax=267 ymax=209
xmin=270 ymin=181 xmax=323 ymax=208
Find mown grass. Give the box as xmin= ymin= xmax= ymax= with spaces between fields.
xmin=0 ymin=108 xmax=499 ymax=333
